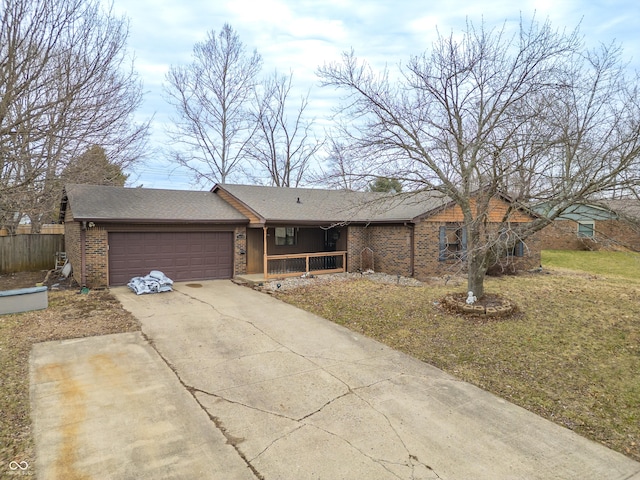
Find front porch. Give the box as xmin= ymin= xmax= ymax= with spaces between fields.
xmin=244 ymin=225 xmax=347 ymax=280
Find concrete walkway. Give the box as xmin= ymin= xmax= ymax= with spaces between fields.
xmin=31 ymin=280 xmax=640 ymax=479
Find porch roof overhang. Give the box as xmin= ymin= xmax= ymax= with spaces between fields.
xmin=247 ymin=218 xmax=416 ymax=228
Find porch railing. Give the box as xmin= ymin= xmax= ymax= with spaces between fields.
xmin=265 ymin=251 xmax=347 ymax=279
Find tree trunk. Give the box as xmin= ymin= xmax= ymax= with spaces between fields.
xmin=467 ymin=251 xmax=487 ymax=299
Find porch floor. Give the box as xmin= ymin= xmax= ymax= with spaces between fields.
xmin=234 ymin=274 xmax=269 ymax=286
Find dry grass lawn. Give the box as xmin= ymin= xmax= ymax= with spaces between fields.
xmin=275 ymin=252 xmax=640 ymax=462
xmin=0 ymin=272 xmax=139 ymax=474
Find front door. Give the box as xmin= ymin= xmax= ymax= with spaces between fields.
xmin=246 ymin=228 xmax=264 ymax=274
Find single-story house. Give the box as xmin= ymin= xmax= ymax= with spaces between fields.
xmin=536 ymin=200 xmax=640 ymax=252
xmin=60 ymin=183 xmax=541 ymax=288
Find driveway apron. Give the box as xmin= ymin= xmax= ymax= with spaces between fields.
xmin=32 ymin=279 xmax=640 ymax=479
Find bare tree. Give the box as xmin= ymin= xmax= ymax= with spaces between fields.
xmin=318 ymin=18 xmax=640 ymax=297
xmin=164 ymin=24 xmax=262 ymax=185
xmin=0 ymin=0 xmax=148 ymax=233
xmin=311 ymin=137 xmax=369 ymax=191
xmin=245 ymin=71 xmax=322 ymax=187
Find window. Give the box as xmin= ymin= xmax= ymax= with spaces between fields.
xmin=499 ymin=228 xmax=525 ymax=258
xmin=507 ymin=241 xmax=525 ymax=257
xmin=439 ymin=225 xmax=467 ymax=261
xmin=275 ymin=227 xmax=297 ymax=246
xmin=577 ymin=222 xmax=595 ymax=238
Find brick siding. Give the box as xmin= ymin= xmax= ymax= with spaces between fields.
xmin=346 ymin=225 xmax=412 ymax=276
xmin=84 ymin=227 xmax=109 ymax=287
xmin=234 ymin=226 xmax=247 ymax=276
xmin=540 ymin=219 xmax=640 ymax=252
xmin=367 ymin=225 xmax=412 ymax=276
xmin=347 ymin=220 xmax=541 ymax=280
xmin=63 ymin=208 xmax=110 ymax=288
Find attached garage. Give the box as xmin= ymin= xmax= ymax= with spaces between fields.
xmin=61 ymin=184 xmax=249 ymax=288
xmin=108 ymin=231 xmax=234 ymax=285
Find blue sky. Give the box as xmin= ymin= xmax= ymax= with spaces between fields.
xmin=109 ymin=0 xmax=640 ymax=190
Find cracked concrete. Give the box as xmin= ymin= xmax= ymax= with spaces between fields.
xmin=31 ymin=279 xmax=640 ymax=479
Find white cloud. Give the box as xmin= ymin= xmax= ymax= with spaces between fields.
xmin=105 ymin=0 xmax=640 ymax=188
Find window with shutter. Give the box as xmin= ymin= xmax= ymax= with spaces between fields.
xmin=439 ymin=224 xmax=466 ymax=261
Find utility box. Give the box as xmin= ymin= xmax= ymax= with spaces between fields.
xmin=0 ymin=286 xmax=48 ymax=315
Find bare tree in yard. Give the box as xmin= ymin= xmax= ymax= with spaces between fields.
xmin=318 ymin=18 xmax=640 ymax=297
xmin=0 ymin=0 xmax=148 ymax=233
xmin=164 ymin=24 xmax=262 ymax=185
xmin=246 ymin=71 xmax=323 ymax=187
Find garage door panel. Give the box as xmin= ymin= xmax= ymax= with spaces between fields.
xmin=108 ymin=231 xmax=233 ymax=285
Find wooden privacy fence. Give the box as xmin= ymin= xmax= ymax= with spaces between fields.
xmin=0 ymin=235 xmax=64 ymax=274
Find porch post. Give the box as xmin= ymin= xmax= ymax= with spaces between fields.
xmin=263 ymin=226 xmax=268 ymax=278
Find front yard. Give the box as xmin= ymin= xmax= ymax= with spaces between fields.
xmin=275 ymin=251 xmax=640 ymax=462
xmin=1 ymin=250 xmax=639 ymax=472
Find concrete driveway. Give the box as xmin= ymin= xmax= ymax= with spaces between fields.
xmin=31 ymin=280 xmax=640 ymax=479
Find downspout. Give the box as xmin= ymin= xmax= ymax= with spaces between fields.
xmin=407 ymin=222 xmax=415 ymax=277
xmin=263 ymin=226 xmax=268 ymax=278
xmin=80 ymin=221 xmax=87 ymax=287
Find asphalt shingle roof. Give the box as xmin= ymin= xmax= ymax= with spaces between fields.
xmin=215 ymin=184 xmax=451 ymax=223
xmin=63 ymin=184 xmax=248 ymax=223
xmin=63 ymin=183 xmax=452 ymax=225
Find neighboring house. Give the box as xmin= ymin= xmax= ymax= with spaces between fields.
xmin=537 ymin=201 xmax=640 ymax=252
xmin=60 ymin=183 xmax=541 ymax=288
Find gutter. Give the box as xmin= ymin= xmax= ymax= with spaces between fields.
xmin=72 ymin=217 xmax=249 ymax=224
xmin=409 ymin=223 xmax=415 ymax=277
xmin=80 ymin=221 xmax=87 ymax=287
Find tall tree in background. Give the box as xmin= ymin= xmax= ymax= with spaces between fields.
xmin=318 ymin=18 xmax=640 ymax=297
xmin=0 ymin=0 xmax=148 ymax=233
xmin=164 ymin=24 xmax=262 ymax=185
xmin=368 ymin=177 xmax=402 ymax=193
xmin=247 ymin=71 xmax=322 ymax=187
xmin=63 ymin=145 xmax=128 ymax=187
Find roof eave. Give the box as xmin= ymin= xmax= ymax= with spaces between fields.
xmin=263 ymin=218 xmax=414 ymax=225
xmin=68 ymin=217 xmax=249 ymax=224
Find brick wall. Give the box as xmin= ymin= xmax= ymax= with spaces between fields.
xmin=539 ymin=220 xmax=586 ymax=250
xmin=487 ymin=229 xmax=542 ymax=275
xmin=367 ymin=225 xmax=412 ymax=276
xmin=234 ymin=226 xmax=247 ymax=275
xmin=63 ymin=210 xmax=109 ymax=288
xmin=346 ymin=226 xmax=367 ymax=272
xmin=413 ymin=221 xmax=542 ymax=280
xmin=84 ymin=226 xmax=109 ymax=288
xmin=598 ymin=220 xmax=640 ymax=251
xmin=413 ymin=221 xmax=456 ymax=279
xmin=540 ymin=219 xmax=640 ymax=252
xmin=346 ymin=225 xmax=412 ymax=276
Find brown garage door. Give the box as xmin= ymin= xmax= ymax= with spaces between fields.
xmin=108 ymin=231 xmax=234 ymax=285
